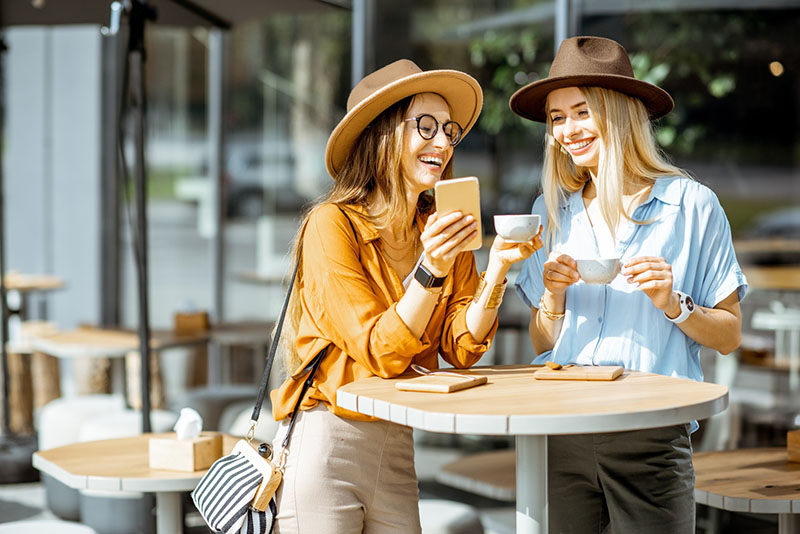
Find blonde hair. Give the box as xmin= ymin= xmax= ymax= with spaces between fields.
xmin=277 ymin=95 xmax=452 ymax=374
xmin=541 ymin=86 xmax=688 ymax=250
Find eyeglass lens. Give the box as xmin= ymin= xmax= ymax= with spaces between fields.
xmin=412 ymin=114 xmax=463 ymax=145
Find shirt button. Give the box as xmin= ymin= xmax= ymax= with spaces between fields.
xmin=598 ymin=316 xmax=603 ymax=323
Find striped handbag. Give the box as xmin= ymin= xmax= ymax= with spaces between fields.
xmin=191 ymin=241 xmax=327 ymax=534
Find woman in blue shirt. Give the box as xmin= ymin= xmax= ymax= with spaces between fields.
xmin=510 ymin=36 xmax=747 ymax=533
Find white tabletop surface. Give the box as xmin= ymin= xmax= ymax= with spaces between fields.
xmin=337 ymin=365 xmax=729 ymax=435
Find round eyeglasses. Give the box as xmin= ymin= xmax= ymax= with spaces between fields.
xmin=404 ymin=114 xmax=464 ymax=146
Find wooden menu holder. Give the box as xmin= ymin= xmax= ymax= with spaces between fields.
xmin=395 ymin=374 xmax=488 ymax=393
xmin=533 ymin=365 xmax=623 ymax=381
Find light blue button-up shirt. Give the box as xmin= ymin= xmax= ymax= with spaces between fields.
xmin=515 ymin=176 xmax=748 ymax=383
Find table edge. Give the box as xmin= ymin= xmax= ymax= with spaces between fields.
xmin=337 ymin=379 xmax=729 ymax=435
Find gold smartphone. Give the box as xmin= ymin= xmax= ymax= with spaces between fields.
xmin=434 ymin=176 xmax=482 ymax=251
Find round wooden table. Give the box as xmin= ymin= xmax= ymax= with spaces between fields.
xmin=4 ymin=272 xmax=65 ymax=320
xmin=337 ymin=364 xmax=729 ymax=534
xmin=32 ymin=433 xmax=236 ymax=533
xmin=694 ymin=447 xmax=800 ymax=533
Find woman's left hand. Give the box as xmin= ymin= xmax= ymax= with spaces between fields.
xmin=489 ymin=225 xmax=544 ymax=267
xmin=622 ymin=256 xmax=676 ymax=311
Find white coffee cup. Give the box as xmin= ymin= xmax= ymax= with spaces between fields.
xmin=575 ymin=257 xmax=621 ymax=284
xmin=493 ymin=214 xmax=541 ymax=243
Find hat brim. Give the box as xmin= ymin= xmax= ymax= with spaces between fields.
xmin=325 ymin=69 xmax=483 ymax=179
xmin=509 ymin=74 xmax=674 ymax=123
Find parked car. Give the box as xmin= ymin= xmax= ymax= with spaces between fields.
xmin=740 ymin=207 xmax=800 ymax=265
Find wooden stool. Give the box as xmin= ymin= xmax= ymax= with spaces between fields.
xmin=0 ymin=352 xmax=34 ymax=434
xmin=124 ymin=350 xmax=165 ymax=410
xmin=1 ymin=321 xmax=61 ymax=434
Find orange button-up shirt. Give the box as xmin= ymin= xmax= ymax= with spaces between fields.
xmin=271 ymin=203 xmax=497 ymax=422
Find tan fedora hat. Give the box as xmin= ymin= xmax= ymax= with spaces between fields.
xmin=509 ymin=36 xmax=673 ymax=123
xmin=325 ymin=59 xmax=482 ymax=179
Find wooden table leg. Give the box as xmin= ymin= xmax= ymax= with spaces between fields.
xmin=516 ymin=435 xmax=547 ymax=534
xmin=155 ymin=492 xmax=182 ymax=534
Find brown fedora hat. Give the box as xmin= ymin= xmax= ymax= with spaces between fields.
xmin=325 ymin=59 xmax=482 ymax=179
xmin=509 ymin=36 xmax=673 ymax=123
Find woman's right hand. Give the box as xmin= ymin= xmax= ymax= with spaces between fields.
xmin=420 ymin=211 xmax=478 ymax=277
xmin=542 ymin=251 xmax=580 ymax=295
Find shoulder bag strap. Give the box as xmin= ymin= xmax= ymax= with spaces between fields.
xmin=247 ymin=205 xmax=358 ymax=445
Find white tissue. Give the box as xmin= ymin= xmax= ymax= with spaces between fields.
xmin=174 ymin=407 xmax=203 ymax=440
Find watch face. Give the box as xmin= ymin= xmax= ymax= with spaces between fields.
xmin=685 ymin=295 xmax=695 ymax=312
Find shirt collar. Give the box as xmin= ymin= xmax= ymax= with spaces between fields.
xmin=648 ymin=176 xmax=682 ymax=206
xmin=342 ymin=204 xmax=380 ymax=243
xmin=342 ymin=204 xmax=429 ymax=244
xmin=565 ymin=175 xmax=682 ymax=212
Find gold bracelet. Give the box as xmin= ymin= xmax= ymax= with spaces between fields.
xmin=473 ymin=271 xmax=507 ymax=309
xmin=538 ymin=295 xmax=565 ymax=321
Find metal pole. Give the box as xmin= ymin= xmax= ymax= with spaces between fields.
xmin=100 ymin=3 xmax=125 ymax=328
xmin=351 ymin=0 xmax=366 ymax=87
xmin=555 ymin=0 xmax=569 ymax=51
xmin=0 ymin=37 xmax=10 ymax=436
xmin=129 ymin=48 xmax=152 ymax=433
xmin=207 ymin=28 xmax=226 ymax=383
xmin=126 ymin=0 xmax=157 ymax=434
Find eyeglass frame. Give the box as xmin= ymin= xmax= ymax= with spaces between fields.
xmin=403 ymin=114 xmax=464 ymax=146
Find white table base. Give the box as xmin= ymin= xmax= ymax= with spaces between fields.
xmin=516 ymin=435 xmax=547 ymax=534
xmin=156 ymin=492 xmax=182 ymax=534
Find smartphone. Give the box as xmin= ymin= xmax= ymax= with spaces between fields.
xmin=434 ymin=176 xmax=482 ymax=251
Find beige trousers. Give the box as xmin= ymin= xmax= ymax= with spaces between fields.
xmin=272 ymin=405 xmax=421 ymax=534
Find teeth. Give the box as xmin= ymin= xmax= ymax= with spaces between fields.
xmin=419 ymin=156 xmax=443 ymax=166
xmin=568 ymin=140 xmax=591 ymax=150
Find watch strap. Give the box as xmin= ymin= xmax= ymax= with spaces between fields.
xmin=414 ymin=263 xmax=446 ymax=289
xmin=664 ymin=290 xmax=694 ymax=324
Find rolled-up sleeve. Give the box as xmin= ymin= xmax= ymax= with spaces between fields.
xmin=438 ymin=252 xmax=497 ymax=368
xmin=302 ymin=205 xmax=430 ymax=378
xmin=691 ymin=188 xmax=748 ymax=307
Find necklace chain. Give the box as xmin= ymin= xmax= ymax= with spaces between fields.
xmin=380 ymin=224 xmax=419 ymax=263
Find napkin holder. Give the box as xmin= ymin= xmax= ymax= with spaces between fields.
xmin=174 ymin=311 xmax=210 ymax=333
xmin=149 ymin=432 xmax=222 ymax=472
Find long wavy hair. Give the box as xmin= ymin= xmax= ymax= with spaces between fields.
xmin=541 ymin=86 xmax=689 ymax=250
xmin=277 ymin=94 xmax=453 ymax=374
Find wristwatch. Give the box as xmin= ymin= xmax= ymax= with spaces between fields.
xmin=664 ymin=290 xmax=695 ymax=324
xmin=414 ymin=263 xmax=446 ymax=289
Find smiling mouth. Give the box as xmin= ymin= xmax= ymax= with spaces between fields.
xmin=419 ymin=155 xmax=443 ymax=168
xmin=567 ymin=139 xmax=594 ymax=154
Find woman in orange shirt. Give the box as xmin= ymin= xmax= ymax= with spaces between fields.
xmin=270 ymin=59 xmax=542 ymax=534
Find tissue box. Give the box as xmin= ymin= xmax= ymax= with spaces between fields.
xmin=174 ymin=311 xmax=210 ymax=334
xmin=149 ymin=432 xmax=222 ymax=472
xmin=788 ymin=430 xmax=800 ymax=462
